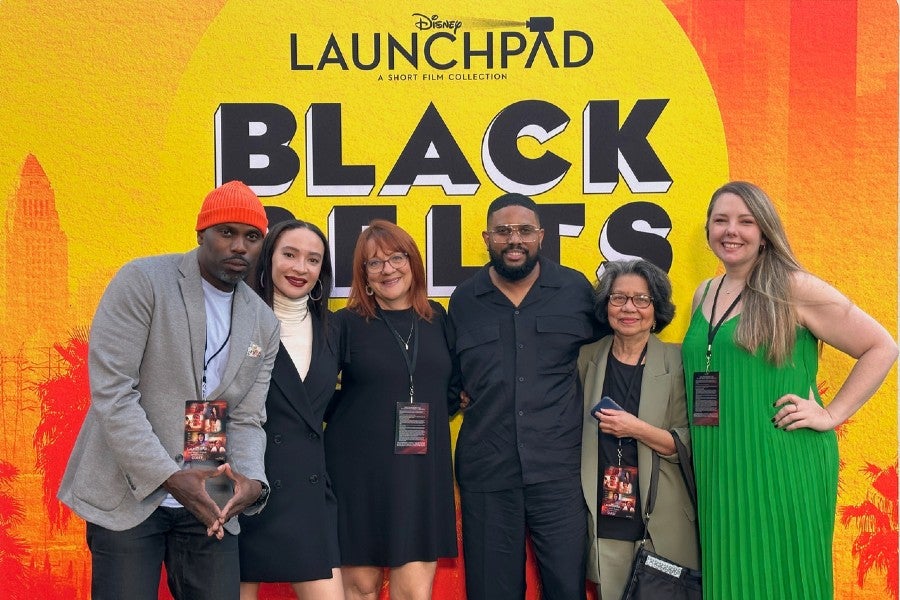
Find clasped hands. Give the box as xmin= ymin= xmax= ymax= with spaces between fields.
xmin=162 ymin=463 xmax=262 ymax=540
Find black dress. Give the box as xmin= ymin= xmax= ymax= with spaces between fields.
xmin=239 ymin=311 xmax=341 ymax=582
xmin=325 ymin=302 xmax=457 ymax=567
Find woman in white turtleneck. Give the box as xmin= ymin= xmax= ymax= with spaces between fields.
xmin=239 ymin=220 xmax=343 ymax=600
xmin=273 ymin=287 xmax=314 ymax=379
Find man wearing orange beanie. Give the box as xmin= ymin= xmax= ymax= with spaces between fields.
xmin=59 ymin=181 xmax=280 ymax=600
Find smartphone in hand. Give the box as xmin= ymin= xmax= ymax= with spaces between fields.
xmin=591 ymin=396 xmax=623 ymax=420
xmin=591 ymin=396 xmax=634 ymax=442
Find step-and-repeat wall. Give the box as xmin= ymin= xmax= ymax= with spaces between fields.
xmin=0 ymin=1 xmax=896 ymax=598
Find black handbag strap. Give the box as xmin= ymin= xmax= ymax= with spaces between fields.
xmin=644 ymin=450 xmax=661 ymax=519
xmin=671 ymin=430 xmax=698 ymax=510
xmin=642 ymin=431 xmax=697 ymax=533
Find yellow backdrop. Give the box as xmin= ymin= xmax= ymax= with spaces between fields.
xmin=0 ymin=1 xmax=896 ymax=598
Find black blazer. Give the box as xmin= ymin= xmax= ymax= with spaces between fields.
xmin=239 ymin=310 xmax=341 ymax=582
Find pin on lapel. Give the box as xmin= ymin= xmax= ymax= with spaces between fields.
xmin=247 ymin=342 xmax=262 ymax=358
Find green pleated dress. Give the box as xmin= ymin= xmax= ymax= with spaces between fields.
xmin=682 ymin=286 xmax=839 ymax=600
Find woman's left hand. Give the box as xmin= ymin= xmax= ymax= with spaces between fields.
xmin=773 ymin=391 xmax=836 ymax=432
xmin=595 ymin=408 xmax=640 ymax=439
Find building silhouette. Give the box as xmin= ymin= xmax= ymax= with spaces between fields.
xmin=3 ymin=154 xmax=70 ymax=351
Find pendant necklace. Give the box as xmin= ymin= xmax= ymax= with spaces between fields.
xmin=400 ymin=319 xmax=414 ymax=350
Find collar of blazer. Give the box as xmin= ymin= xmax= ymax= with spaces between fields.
xmin=586 ymin=334 xmax=672 ymax=428
xmin=270 ymin=317 xmax=323 ymax=431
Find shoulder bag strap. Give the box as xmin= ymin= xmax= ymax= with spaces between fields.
xmin=670 ymin=431 xmax=698 ymax=509
xmin=641 ymin=447 xmax=661 ymax=542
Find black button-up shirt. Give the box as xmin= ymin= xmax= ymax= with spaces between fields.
xmin=448 ymin=257 xmax=602 ymax=492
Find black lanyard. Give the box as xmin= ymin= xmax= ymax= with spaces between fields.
xmin=377 ymin=306 xmax=419 ymax=403
xmin=202 ymin=295 xmax=235 ymax=399
xmin=706 ymin=276 xmax=742 ymax=371
xmin=621 ymin=342 xmax=649 ymax=407
xmin=613 ymin=341 xmax=647 ymax=449
xmin=203 ymin=329 xmax=231 ymax=399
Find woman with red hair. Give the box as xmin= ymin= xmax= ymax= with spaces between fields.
xmin=325 ymin=220 xmax=457 ymax=600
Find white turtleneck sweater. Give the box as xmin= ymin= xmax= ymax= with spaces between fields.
xmin=273 ymin=289 xmax=313 ymax=379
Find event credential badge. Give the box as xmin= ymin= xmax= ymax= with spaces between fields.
xmin=395 ymin=402 xmax=429 ymax=455
xmin=692 ymin=371 xmax=720 ymax=426
xmin=184 ymin=400 xmax=227 ymax=462
xmin=600 ymin=465 xmax=638 ymax=519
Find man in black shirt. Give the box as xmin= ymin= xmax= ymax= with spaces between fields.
xmin=449 ymin=193 xmax=601 ymax=600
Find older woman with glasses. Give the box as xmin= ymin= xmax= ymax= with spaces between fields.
xmin=324 ymin=219 xmax=457 ymax=600
xmin=577 ymin=259 xmax=699 ymax=600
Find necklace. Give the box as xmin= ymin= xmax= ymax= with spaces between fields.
xmin=399 ymin=319 xmax=414 ymax=350
xmin=722 ymin=275 xmax=745 ymax=295
xmin=383 ymin=309 xmax=415 ymax=351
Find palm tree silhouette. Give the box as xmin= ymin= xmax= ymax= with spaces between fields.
xmin=0 ymin=460 xmax=29 ymax=597
xmin=33 ymin=328 xmax=90 ymax=530
xmin=839 ymin=460 xmax=898 ymax=599
xmin=0 ymin=459 xmax=77 ymax=599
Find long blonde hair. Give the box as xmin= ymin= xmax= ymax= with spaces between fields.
xmin=707 ymin=182 xmax=804 ymax=365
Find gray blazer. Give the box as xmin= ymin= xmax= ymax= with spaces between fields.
xmin=578 ymin=334 xmax=699 ymax=582
xmin=58 ymin=248 xmax=279 ymax=534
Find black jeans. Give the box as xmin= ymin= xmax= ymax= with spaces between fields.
xmin=86 ymin=506 xmax=239 ymax=600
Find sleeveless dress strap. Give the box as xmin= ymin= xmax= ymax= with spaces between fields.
xmin=697 ymin=278 xmax=714 ymax=307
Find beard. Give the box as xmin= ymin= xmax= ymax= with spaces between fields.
xmin=488 ymin=244 xmax=539 ymax=281
xmin=214 ymin=256 xmax=251 ymax=287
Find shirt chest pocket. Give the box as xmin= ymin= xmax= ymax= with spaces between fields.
xmin=535 ymin=315 xmax=592 ymax=372
xmin=456 ymin=322 xmax=501 ymax=354
xmin=456 ymin=322 xmax=502 ymax=379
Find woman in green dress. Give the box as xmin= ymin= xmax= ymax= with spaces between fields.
xmin=682 ymin=181 xmax=897 ymax=599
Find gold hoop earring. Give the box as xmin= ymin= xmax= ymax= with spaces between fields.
xmin=365 ymin=284 xmax=374 ymax=296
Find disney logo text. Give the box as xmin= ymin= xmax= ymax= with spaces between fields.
xmin=413 ymin=13 xmax=462 ymax=35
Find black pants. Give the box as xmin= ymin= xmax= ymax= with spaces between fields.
xmin=86 ymin=506 xmax=239 ymax=600
xmin=460 ymin=476 xmax=588 ymax=600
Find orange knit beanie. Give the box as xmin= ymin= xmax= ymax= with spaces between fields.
xmin=195 ymin=181 xmax=268 ymax=233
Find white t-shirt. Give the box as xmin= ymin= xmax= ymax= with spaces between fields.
xmin=161 ymin=278 xmax=234 ymax=509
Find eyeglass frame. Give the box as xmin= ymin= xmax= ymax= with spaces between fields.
xmin=485 ymin=223 xmax=543 ymax=243
xmin=607 ymin=293 xmax=654 ymax=309
xmin=364 ymin=252 xmax=409 ymax=273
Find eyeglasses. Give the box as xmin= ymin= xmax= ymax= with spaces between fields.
xmin=608 ymin=293 xmax=653 ymax=309
xmin=488 ymin=224 xmax=542 ymax=243
xmin=365 ymin=252 xmax=409 ymax=273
